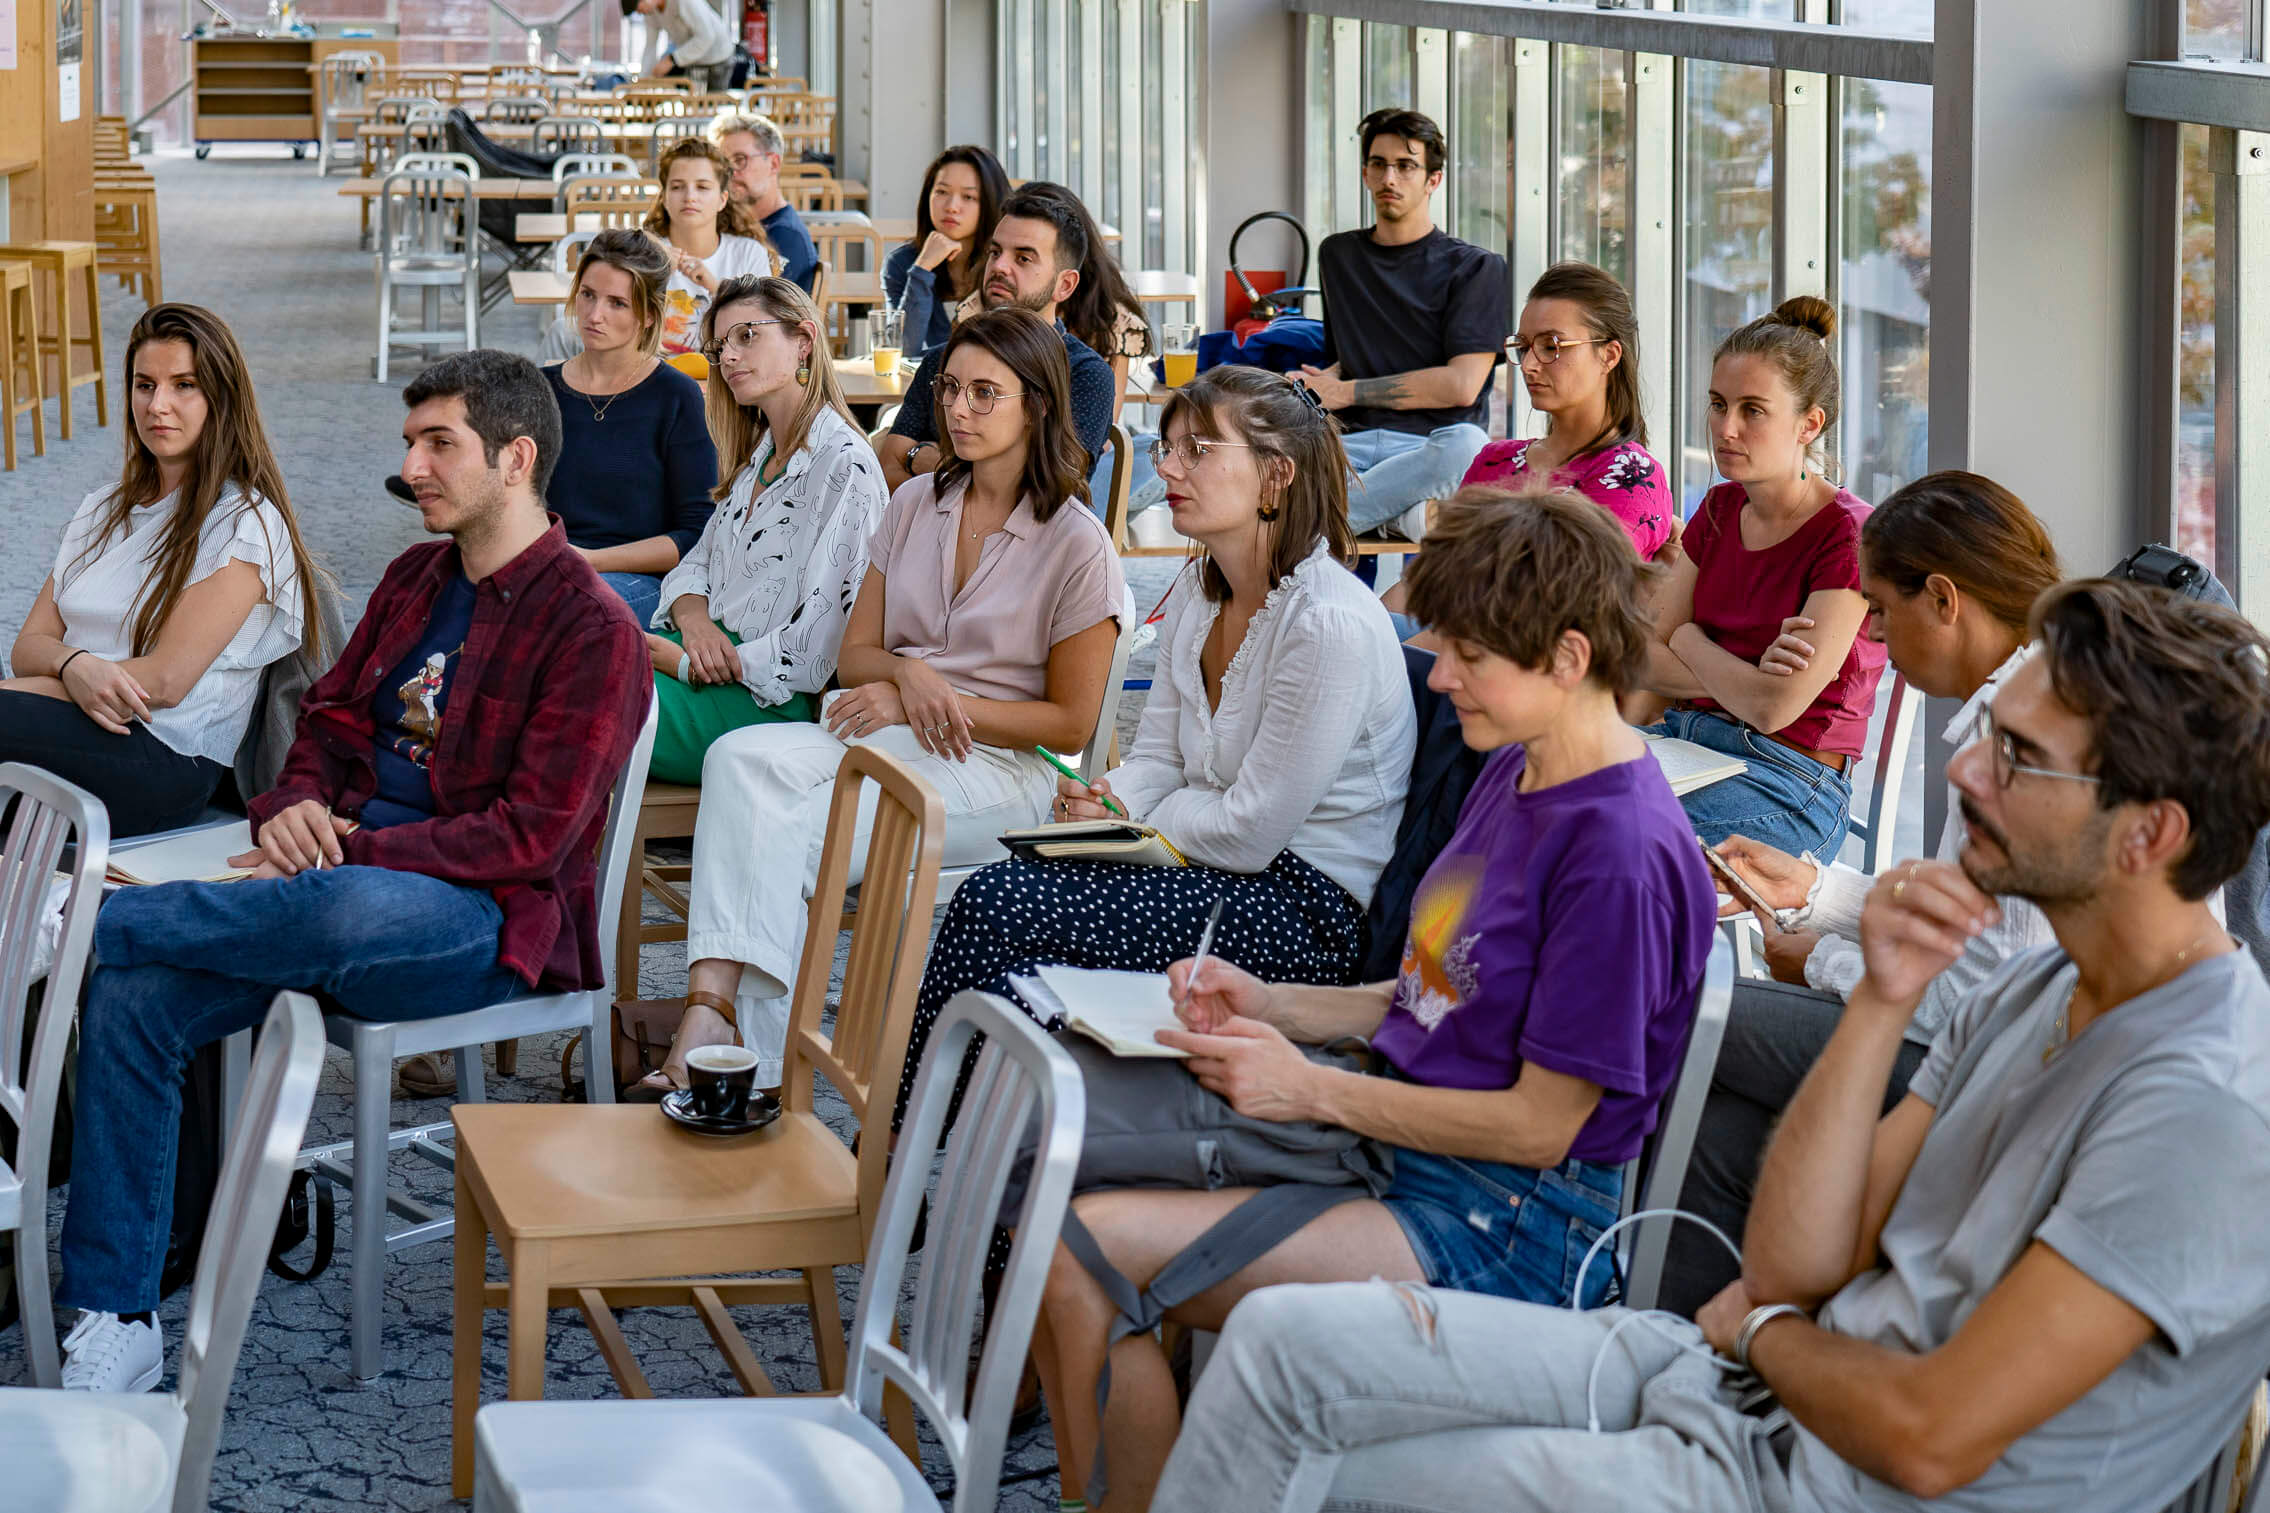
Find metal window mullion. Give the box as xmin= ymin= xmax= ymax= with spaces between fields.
xmin=2213 ymin=128 xmax=2270 ymax=616
xmin=1331 ymin=16 xmax=1362 ymax=228
xmin=1508 ymin=36 xmax=1549 ymax=439
xmin=1044 ymin=0 xmax=1068 ymax=182
xmin=1118 ymin=0 xmax=1144 ymax=248
xmin=1080 ymin=0 xmax=1105 ymax=209
xmin=1631 ymin=43 xmax=1675 ymax=471
xmin=1417 ymin=27 xmax=1449 ymax=225
xmin=1771 ymin=68 xmax=1829 ymax=303
xmin=1161 ymin=0 xmax=1188 ymax=273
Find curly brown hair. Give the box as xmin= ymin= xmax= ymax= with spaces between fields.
xmin=2031 ymin=577 xmax=2270 ymax=900
xmin=1402 ymin=485 xmax=1660 ymax=694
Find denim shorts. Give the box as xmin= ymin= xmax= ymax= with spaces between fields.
xmin=1382 ymin=1146 xmax=1624 ymax=1307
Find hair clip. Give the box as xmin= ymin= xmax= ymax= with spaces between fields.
xmin=1288 ymin=377 xmax=1329 ymax=421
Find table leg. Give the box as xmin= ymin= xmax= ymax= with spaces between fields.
xmin=450 ymin=1161 xmax=487 ymax=1500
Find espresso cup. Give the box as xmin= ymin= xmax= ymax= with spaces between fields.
xmin=685 ymin=1043 xmax=760 ymax=1122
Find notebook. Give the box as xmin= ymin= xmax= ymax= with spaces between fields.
xmin=1008 ymin=965 xmax=1191 ymax=1059
xmin=106 ymin=821 xmax=259 ymax=886
xmin=998 ymin=819 xmax=1189 ymax=868
xmin=1644 ymin=733 xmax=1749 ymax=797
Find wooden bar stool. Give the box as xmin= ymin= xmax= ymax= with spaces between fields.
xmin=0 ymin=259 xmax=46 ymax=469
xmin=0 ymin=240 xmax=111 ymax=439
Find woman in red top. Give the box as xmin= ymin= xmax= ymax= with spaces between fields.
xmin=1637 ymin=295 xmax=1887 ymax=859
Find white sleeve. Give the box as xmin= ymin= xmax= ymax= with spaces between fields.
xmin=195 ymin=498 xmax=304 ymax=664
xmin=653 ymin=506 xmax=718 ymax=631
xmin=1795 ymin=857 xmax=1871 ymax=941
xmin=1104 ymin=589 xmax=1193 ymax=820
xmin=733 ymin=443 xmax=887 ymax=703
xmin=1140 ymin=602 xmax=1383 ymax=873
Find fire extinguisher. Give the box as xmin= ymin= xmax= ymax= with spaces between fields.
xmin=741 ymin=0 xmax=771 ymax=76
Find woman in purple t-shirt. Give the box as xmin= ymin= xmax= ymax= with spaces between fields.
xmin=1636 ymin=296 xmax=1887 ymax=860
xmin=1028 ymin=488 xmax=1720 ymax=1510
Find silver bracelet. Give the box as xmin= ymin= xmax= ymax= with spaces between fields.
xmin=1734 ymin=1302 xmax=1807 ymax=1371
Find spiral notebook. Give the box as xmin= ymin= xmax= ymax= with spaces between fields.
xmin=1008 ymin=965 xmax=1191 ymax=1059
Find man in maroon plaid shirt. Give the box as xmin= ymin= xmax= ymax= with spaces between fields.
xmin=53 ymin=350 xmax=649 ymax=1394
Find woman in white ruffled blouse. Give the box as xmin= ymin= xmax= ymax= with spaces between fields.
xmin=901 ymin=364 xmax=1417 ymax=1121
xmin=1 ymin=304 xmax=322 ymax=837
xmin=641 ymin=275 xmax=888 ymax=786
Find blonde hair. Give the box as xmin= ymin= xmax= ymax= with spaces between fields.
xmin=698 ymin=276 xmax=852 ymax=498
xmin=568 ymin=227 xmax=673 ymax=359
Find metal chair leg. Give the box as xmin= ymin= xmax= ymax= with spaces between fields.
xmin=351 ymin=1022 xmax=394 ymax=1380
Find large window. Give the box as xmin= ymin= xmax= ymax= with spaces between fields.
xmin=1839 ymin=77 xmax=1931 ymax=503
xmin=2179 ymin=121 xmax=2217 ymax=567
xmin=1680 ymin=62 xmax=1774 ymax=505
xmin=1557 ymin=46 xmax=1629 ymax=284
xmin=1450 ymin=33 xmax=1509 ymax=252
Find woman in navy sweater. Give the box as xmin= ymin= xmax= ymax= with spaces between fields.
xmin=543 ymin=228 xmax=720 ymax=627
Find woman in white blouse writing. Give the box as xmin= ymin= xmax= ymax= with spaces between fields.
xmin=1 ymin=303 xmax=322 ymax=837
xmin=639 ymin=276 xmax=887 ymax=792
xmin=901 ymin=365 xmax=1417 ymax=1121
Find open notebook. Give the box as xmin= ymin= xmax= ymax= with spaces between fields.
xmin=1644 ymin=732 xmax=1749 ymax=797
xmin=106 ymin=821 xmax=258 ymax=886
xmin=1009 ymin=965 xmax=1191 ymax=1059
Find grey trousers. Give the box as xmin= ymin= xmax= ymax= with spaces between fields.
xmin=1150 ymin=1280 xmax=1794 ymax=1513
xmin=1655 ymin=977 xmax=1928 ymax=1319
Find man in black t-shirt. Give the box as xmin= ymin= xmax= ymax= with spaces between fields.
xmin=1296 ymin=108 xmax=1508 ymax=540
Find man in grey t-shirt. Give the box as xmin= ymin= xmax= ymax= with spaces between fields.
xmin=1146 ymin=578 xmax=2270 ymax=1513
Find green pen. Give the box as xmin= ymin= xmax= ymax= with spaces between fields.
xmin=1034 ymin=745 xmax=1128 ymax=818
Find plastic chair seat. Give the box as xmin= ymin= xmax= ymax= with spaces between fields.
xmin=473 ymin=1394 xmax=935 ymax=1512
xmin=0 ymin=1389 xmax=189 ymax=1513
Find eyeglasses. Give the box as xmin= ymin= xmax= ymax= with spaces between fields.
xmin=936 ymin=375 xmax=1025 ymax=415
xmin=1507 ymin=334 xmax=1605 ymax=366
xmin=1147 ymin=435 xmax=1254 ymax=470
xmin=724 ymin=152 xmax=770 ymax=172
xmin=1363 ymin=155 xmax=1428 ymax=180
xmin=1983 ymin=716 xmax=2101 ymax=790
xmin=699 ymin=318 xmax=787 ymax=361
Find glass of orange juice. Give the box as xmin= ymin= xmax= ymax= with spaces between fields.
xmin=1162 ymin=322 xmax=1198 ymax=387
xmin=870 ymin=308 xmax=903 ymax=379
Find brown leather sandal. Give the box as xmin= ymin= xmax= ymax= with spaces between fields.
xmin=621 ymin=990 xmax=741 ymax=1103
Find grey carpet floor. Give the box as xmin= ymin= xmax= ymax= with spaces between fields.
xmin=0 ymin=147 xmax=1276 ymax=1511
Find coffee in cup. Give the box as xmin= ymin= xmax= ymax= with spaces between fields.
xmin=685 ymin=1043 xmax=760 ymax=1121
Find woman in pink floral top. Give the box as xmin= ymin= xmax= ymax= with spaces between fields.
xmin=1461 ymin=261 xmax=1676 ymax=559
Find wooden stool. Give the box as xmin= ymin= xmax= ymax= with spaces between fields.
xmin=0 ymin=241 xmax=111 ymax=439
xmin=93 ymin=179 xmax=163 ymax=307
xmin=0 ymin=259 xmax=45 ymax=470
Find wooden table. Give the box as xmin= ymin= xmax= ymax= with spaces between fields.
xmin=337 ymin=176 xmax=561 ymax=200
xmin=866 ymin=215 xmax=1119 ymax=248
xmin=833 ymin=355 xmax=913 ymax=407
xmin=510 ymin=270 xmax=572 ymax=306
xmin=1126 ymin=269 xmax=1200 ymax=307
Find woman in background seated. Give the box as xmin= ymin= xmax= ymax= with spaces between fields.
xmin=901 ymin=366 xmax=1414 ymax=1124
xmin=1653 ymin=470 xmax=2064 ymax=1316
xmin=1635 ymin=296 xmax=1884 ymax=858
xmin=0 ymin=303 xmax=322 ymax=837
xmin=883 ymin=144 xmax=1009 ymax=359
xmin=638 ymin=279 xmax=887 ymax=788
xmin=657 ymin=306 xmax=1127 ymax=1092
xmin=1030 ymin=487 xmax=1718 ymax=1511
xmin=543 ymin=228 xmax=718 ymax=628
xmin=1464 ymin=261 xmax=1675 ymax=559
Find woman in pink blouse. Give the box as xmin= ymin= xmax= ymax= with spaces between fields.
xmin=1462 ymin=261 xmax=1676 ymax=559
xmin=1636 ymin=295 xmax=1886 ymax=860
xmin=657 ymin=306 xmax=1128 ymax=1093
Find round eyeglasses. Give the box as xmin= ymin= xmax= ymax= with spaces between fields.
xmin=1147 ymin=435 xmax=1255 ymax=470
xmin=700 ymin=318 xmax=788 ymax=362
xmin=936 ymin=376 xmax=1026 ymax=415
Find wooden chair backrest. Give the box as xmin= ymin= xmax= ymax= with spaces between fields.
xmin=781 ymin=747 xmax=943 ymax=1213
xmin=564 ymin=177 xmax=660 ymax=232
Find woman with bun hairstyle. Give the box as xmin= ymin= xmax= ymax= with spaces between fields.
xmin=1636 ymin=295 xmax=1886 ymax=859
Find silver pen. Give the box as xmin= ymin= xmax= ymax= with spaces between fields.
xmin=1174 ymin=897 xmax=1227 ymax=1021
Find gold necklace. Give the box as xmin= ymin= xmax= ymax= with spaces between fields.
xmin=2044 ymin=927 xmax=2227 ymax=1065
xmin=572 ymin=357 xmax=648 ymax=423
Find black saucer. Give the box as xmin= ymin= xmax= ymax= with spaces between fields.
xmin=659 ymin=1087 xmax=783 ymax=1137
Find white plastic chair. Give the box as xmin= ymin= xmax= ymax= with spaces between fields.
xmin=301 ymin=701 xmax=657 ymax=1380
xmin=471 ymin=988 xmax=1086 ymax=1513
xmin=374 ymin=154 xmax=483 ymax=382
xmin=1617 ymin=931 xmax=1735 ymax=1311
xmin=0 ymin=764 xmax=109 ymax=1388
xmin=0 ymin=991 xmax=323 ymax=1513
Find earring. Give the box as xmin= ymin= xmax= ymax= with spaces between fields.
xmin=795 ymin=361 xmax=811 ymax=386
xmin=1257 ymin=493 xmax=1282 ymax=522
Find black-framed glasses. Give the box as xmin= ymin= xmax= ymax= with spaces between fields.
xmin=700 ymin=318 xmax=787 ymax=361
xmin=1507 ymin=334 xmax=1605 ymax=366
xmin=1984 ymin=715 xmax=2101 ymax=790
xmin=1147 ymin=435 xmax=1255 ymax=470
xmin=936 ymin=375 xmax=1025 ymax=415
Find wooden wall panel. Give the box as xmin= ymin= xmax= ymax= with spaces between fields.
xmin=0 ymin=0 xmax=96 ymax=243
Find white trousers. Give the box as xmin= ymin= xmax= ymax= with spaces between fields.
xmin=685 ymin=705 xmax=1054 ymax=1083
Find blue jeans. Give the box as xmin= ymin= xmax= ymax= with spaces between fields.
xmin=1647 ymin=707 xmax=1855 ymax=861
xmin=58 ymin=866 xmax=526 ymax=1313
xmin=1383 ymin=1146 xmax=1624 ymax=1306
xmin=1341 ymin=423 xmax=1490 ymax=534
xmin=599 ymin=571 xmax=663 ymax=630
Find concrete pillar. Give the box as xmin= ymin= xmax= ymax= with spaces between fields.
xmin=1202 ymin=0 xmax=1302 ymax=326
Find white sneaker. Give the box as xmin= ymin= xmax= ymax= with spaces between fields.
xmin=60 ymin=1310 xmax=163 ymax=1393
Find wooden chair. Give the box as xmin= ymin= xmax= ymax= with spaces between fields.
xmin=0 ymin=241 xmax=108 ymax=439
xmin=0 ymin=259 xmax=46 ymax=470
xmin=448 ymin=746 xmax=946 ymax=1498
xmin=564 ymin=178 xmax=661 ymax=233
xmin=92 ymin=177 xmax=162 ymax=307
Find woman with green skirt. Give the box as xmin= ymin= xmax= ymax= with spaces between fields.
xmin=644 ymin=275 xmax=890 ymax=782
